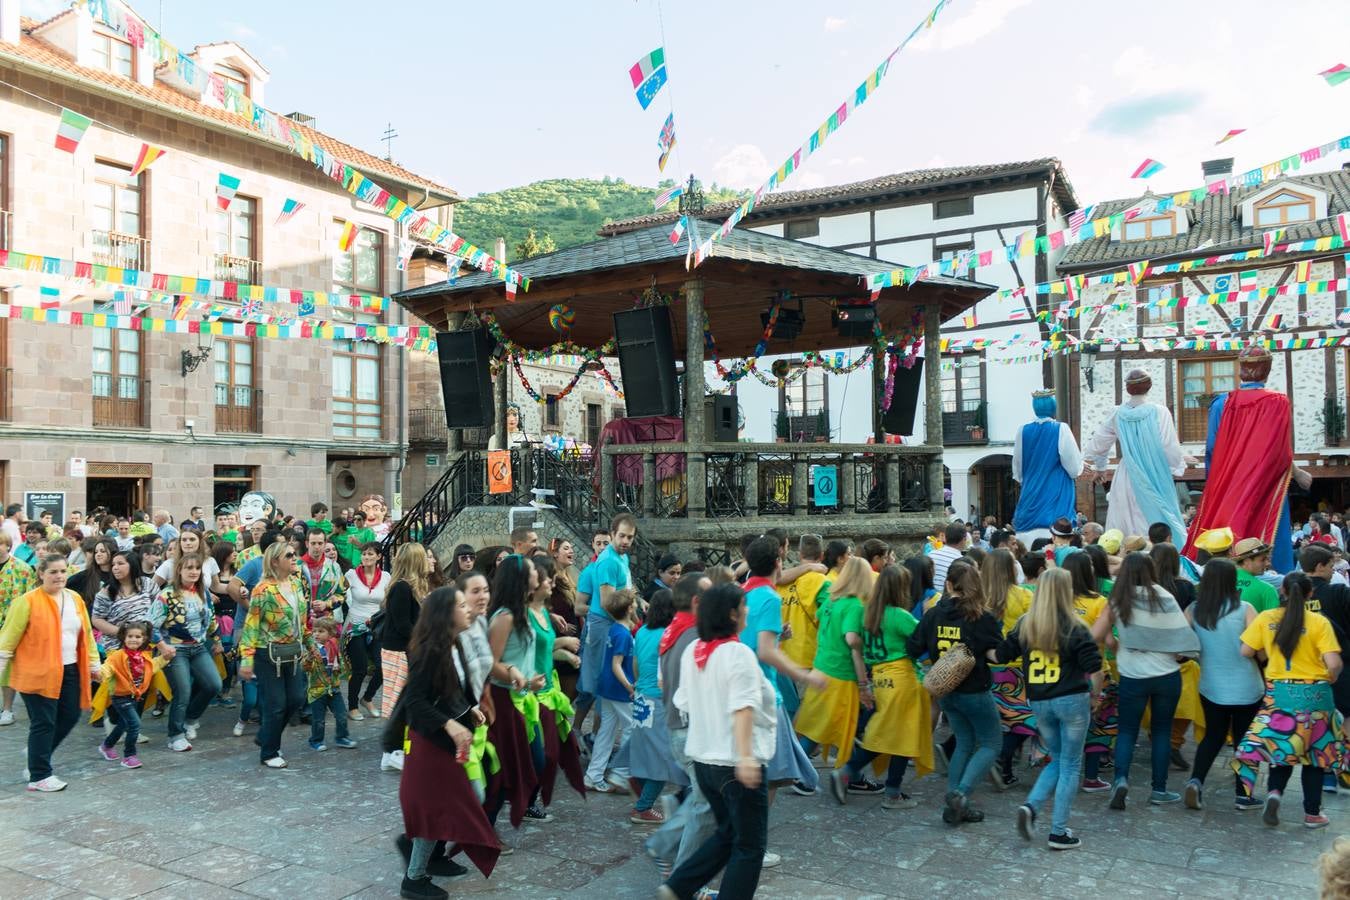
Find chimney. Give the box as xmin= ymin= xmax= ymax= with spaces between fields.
xmin=1202 ymin=158 xmax=1233 ymax=186
xmin=285 ymin=111 xmax=317 ymax=129
xmin=0 ymin=0 xmax=20 ymax=45
xmin=495 ymin=238 xmax=507 ymax=263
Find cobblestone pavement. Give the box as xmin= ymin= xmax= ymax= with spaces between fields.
xmin=0 ymin=706 xmax=1339 ymax=899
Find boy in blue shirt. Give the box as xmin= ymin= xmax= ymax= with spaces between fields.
xmin=575 ymin=514 xmax=637 ymax=742
xmin=584 ymin=587 xmax=637 ymax=794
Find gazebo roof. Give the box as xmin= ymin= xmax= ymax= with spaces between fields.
xmin=394 ymin=220 xmax=993 ymax=359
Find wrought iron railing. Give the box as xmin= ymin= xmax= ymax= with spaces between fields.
xmin=214 ymin=253 xmax=262 ymax=284
xmin=91 ymin=230 xmax=149 ymax=269
xmin=408 ymin=407 xmax=448 ymax=445
xmin=943 ymin=399 xmax=988 ymax=445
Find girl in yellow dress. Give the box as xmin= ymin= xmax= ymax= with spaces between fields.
xmin=795 ymin=557 xmax=874 ymax=767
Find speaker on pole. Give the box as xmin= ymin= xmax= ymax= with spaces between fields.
xmin=436 ymin=328 xmax=495 ymax=429
xmin=613 ymin=306 xmax=680 ymax=417
xmin=881 ymin=355 xmax=924 ymax=436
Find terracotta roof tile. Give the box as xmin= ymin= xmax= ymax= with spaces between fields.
xmin=6 ymin=18 xmax=455 ymax=199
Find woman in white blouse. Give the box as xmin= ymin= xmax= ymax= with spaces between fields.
xmin=343 ymin=542 xmax=389 ymax=720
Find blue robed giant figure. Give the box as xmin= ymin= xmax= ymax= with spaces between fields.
xmin=1012 ymin=390 xmax=1084 ymax=539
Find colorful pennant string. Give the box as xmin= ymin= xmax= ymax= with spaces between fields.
xmin=216 ymin=173 xmax=241 ymax=210
xmin=54 ymin=107 xmax=91 ymax=153
xmin=1131 ymin=158 xmax=1165 ymax=179
xmin=131 ymin=143 xmax=166 ymax=176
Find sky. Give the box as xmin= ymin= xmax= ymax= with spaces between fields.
xmin=22 ymin=0 xmax=1350 ymax=209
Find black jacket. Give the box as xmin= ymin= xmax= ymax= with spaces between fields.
xmin=382 ymin=642 xmax=477 ymax=754
xmin=381 ymin=580 xmax=419 ymax=652
xmin=906 ymin=597 xmax=1002 ymax=693
xmin=996 ymin=622 xmax=1102 ymax=701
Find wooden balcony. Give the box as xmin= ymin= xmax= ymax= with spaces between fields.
xmin=91 ymin=230 xmax=150 ymax=269
xmin=943 ymin=399 xmax=988 ymax=445
xmin=93 ymin=376 xmax=148 ymax=428
xmin=214 ymin=253 xmax=262 ymax=284
xmin=215 ymin=386 xmax=262 ymax=433
xmin=409 ymin=407 xmax=447 ymax=445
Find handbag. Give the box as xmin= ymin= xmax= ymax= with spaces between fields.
xmin=265 ymin=580 xmax=305 ymax=667
xmin=923 ymin=642 xmax=975 ymax=698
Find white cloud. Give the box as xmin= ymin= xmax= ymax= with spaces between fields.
xmin=910 ymin=0 xmax=1032 ymax=52
xmin=711 ymin=144 xmax=771 ymax=190
xmin=824 ymin=16 xmax=848 ymax=32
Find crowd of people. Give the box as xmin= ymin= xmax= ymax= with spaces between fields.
xmin=1 ymin=492 xmax=1349 ymax=899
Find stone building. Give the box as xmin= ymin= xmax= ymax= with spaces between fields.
xmin=1060 ymin=160 xmax=1350 ymax=520
xmin=0 ymin=2 xmax=457 ymax=520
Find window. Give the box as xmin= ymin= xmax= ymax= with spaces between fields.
xmin=333 ymin=340 xmax=381 ymax=439
xmin=214 ymin=338 xmax=258 ymax=433
xmin=543 ymin=393 xmax=561 ymax=429
xmin=91 ymin=33 xmax=134 ymax=78
xmin=934 ymin=197 xmax=974 ymax=219
xmin=585 ymin=403 xmax=602 ymax=447
xmin=215 ymin=196 xmax=258 ymax=282
xmin=91 ymin=161 xmax=146 ymax=268
xmin=214 ymin=64 xmax=250 ymax=98
xmin=1178 ymin=357 xmax=1236 ymax=442
xmin=941 ymin=353 xmax=986 ymax=443
xmin=1253 ymin=189 xmax=1314 ymax=227
xmin=333 ymin=222 xmax=384 ymax=295
xmin=784 ymin=218 xmax=819 ymax=240
xmin=92 ymin=328 xmax=144 ymax=427
xmin=1123 ymin=214 xmax=1176 ymax=241
xmin=938 ymin=241 xmax=974 ymax=278
xmin=1142 ymin=283 xmax=1180 ymax=325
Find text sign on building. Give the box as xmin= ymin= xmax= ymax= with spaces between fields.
xmin=24 ymin=491 xmax=66 ymax=524
xmin=814 ymin=465 xmax=838 ymax=508
xmin=69 ymin=458 xmax=87 ymax=478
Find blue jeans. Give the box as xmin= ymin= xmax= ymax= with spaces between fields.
xmin=255 ymin=657 xmax=307 ymax=762
xmin=164 ymin=644 xmax=222 ymax=739
xmin=21 ymin=664 xmax=82 ymax=782
xmin=309 ymin=691 xmax=349 ymax=744
xmin=939 ymin=689 xmax=1001 ymax=796
xmin=239 ymin=679 xmax=258 ymax=724
xmin=1026 ymin=693 xmax=1090 ymax=835
xmin=666 ymin=762 xmax=768 ymax=900
xmin=104 ymin=694 xmax=143 ymax=756
xmin=1115 ymin=670 xmax=1181 ymax=792
xmin=636 ymin=777 xmax=665 ymax=812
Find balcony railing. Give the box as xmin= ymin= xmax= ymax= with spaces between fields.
xmin=409 ymin=407 xmax=448 ymax=445
xmin=215 ymin=386 xmax=262 ymax=433
xmin=942 ymin=399 xmax=988 ymax=445
xmin=92 ymin=376 xmax=148 ymax=428
xmin=214 ymin=253 xmax=262 ymax=284
xmin=91 ymin=230 xmax=150 ymax=269
xmin=0 ymin=367 xmax=10 ymax=421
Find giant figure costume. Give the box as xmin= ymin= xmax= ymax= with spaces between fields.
xmin=1011 ymin=389 xmax=1083 ymax=543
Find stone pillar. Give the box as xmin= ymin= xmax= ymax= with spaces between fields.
xmin=924 ymin=303 xmax=945 ymax=513
xmin=494 ymin=356 xmax=509 ymax=451
xmin=840 ymin=454 xmax=855 ymax=512
xmin=743 ymin=454 xmax=759 ymax=517
xmin=642 ymin=452 xmax=657 ymax=517
xmin=791 ymin=453 xmax=808 ymax=516
xmin=382 ymin=456 xmax=401 ymax=518
xmin=445 ymin=310 xmax=465 ymax=458
xmin=684 ymin=278 xmax=707 ymax=518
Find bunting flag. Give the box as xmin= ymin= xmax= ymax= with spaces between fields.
xmin=396 ymin=238 xmax=415 ymax=272
xmin=170 ymin=296 xmax=192 ymax=319
xmin=216 ymin=173 xmax=241 ymax=210
xmin=1263 ymin=228 xmax=1287 ymax=255
xmin=54 ymin=107 xmax=92 ymax=153
xmin=275 ymin=198 xmax=304 ymax=225
xmin=1319 ymin=64 xmax=1350 ymax=87
xmin=1215 ymin=128 xmax=1246 ymax=145
xmin=630 ymin=47 xmax=668 ymax=109
xmin=962 ymin=311 xmax=977 ymax=328
xmin=1130 ymin=158 xmax=1165 ymax=179
xmin=1262 ymin=313 xmax=1283 ymax=330
xmin=1336 ymin=213 xmax=1350 ymax=243
xmin=1068 ymin=204 xmax=1095 ymax=231
xmin=1296 ymin=260 xmax=1311 ymax=283
xmin=504 ymin=279 xmax=517 ymax=300
xmin=669 ymin=216 xmax=687 ymax=244
xmin=653 ymin=183 xmax=683 ymax=209
xmin=658 ymin=139 xmax=676 ymax=173
xmin=1238 ymin=269 xmax=1259 ymax=291
xmin=130 ymin=142 xmax=167 ymax=176
xmin=113 ymin=293 xmax=132 ymax=315
xmin=338 ymin=220 xmax=358 ymax=252
xmin=658 ymin=113 xmax=676 ymax=151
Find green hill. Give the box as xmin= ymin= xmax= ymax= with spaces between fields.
xmin=451 ymin=177 xmax=745 ymax=257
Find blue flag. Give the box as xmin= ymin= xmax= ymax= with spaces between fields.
xmin=635 ymin=66 xmax=668 ymax=110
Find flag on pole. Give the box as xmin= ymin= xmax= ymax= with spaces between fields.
xmin=275 ymin=198 xmax=304 ymax=225
xmin=629 ymin=47 xmax=667 ymax=109
xmin=1130 ymin=158 xmax=1165 ymax=179
xmin=1318 ymin=63 xmax=1350 ymax=87
xmin=653 ymin=184 xmax=683 ymax=209
xmin=658 ymin=139 xmax=676 ymax=173
xmin=658 ymin=113 xmax=676 ymax=150
xmin=216 ymin=173 xmax=241 ymax=210
xmin=54 ymin=107 xmax=92 ymax=153
xmin=1215 ymin=128 xmax=1246 ymax=145
xmin=338 ymin=220 xmax=358 ymax=252
xmin=131 ymin=143 xmax=167 ymax=176
xmin=669 ymin=216 xmax=687 ymax=244
xmin=1238 ymin=270 xmax=1259 ymax=292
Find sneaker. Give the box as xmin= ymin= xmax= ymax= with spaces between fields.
xmin=1109 ymin=780 xmax=1128 ymax=810
xmin=1324 ymin=773 xmax=1339 ymax=794
xmin=1305 ymin=813 xmax=1331 ymax=829
xmin=184 ymin=721 xmax=199 ymax=741
xmin=334 ymin=737 xmax=357 ymax=749
xmin=361 ymin=700 xmax=381 ymax=719
xmin=882 ymin=793 xmax=918 ymax=810
xmin=168 ymin=736 xmax=192 ymax=752
xmin=1048 ymin=830 xmax=1081 ymax=850
xmin=0 ymin=710 xmax=14 ymax=726
xmin=121 ymin=753 xmax=144 ymax=768
xmin=585 ymin=778 xmax=613 ymax=793
xmin=1081 ymin=778 xmax=1111 ymax=793
xmin=1149 ymin=790 xmax=1182 ymax=805
xmin=693 ymin=890 xmax=719 ymax=900
xmin=137 ymin=733 xmax=148 ymax=744
xmin=309 ymin=740 xmax=327 ymax=752
xmin=1169 ymin=747 xmax=1189 ymax=771
xmin=933 ymin=736 xmax=951 ymax=774
xmin=399 ymin=874 xmax=448 ymax=900
xmin=1235 ymin=795 xmax=1263 ymax=811
xmin=605 ymin=772 xmax=632 ymax=793
xmin=232 ymin=721 xmax=246 ymax=737
xmin=1184 ymin=779 xmax=1202 ymax=810
xmin=27 ymin=776 xmax=67 ymax=792
xmin=348 ymin=709 xmax=366 ymax=721
xmin=263 ymin=756 xmax=287 ymax=769
xmin=525 ymin=803 xmax=554 ymax=823
xmin=381 ymin=750 xmax=404 ymax=772
xmin=646 ymin=845 xmax=674 ymax=880
xmin=942 ymin=790 xmax=968 ymax=826
xmin=790 ymin=779 xmax=817 ymax=796
xmin=1263 ymin=790 xmax=1282 ymax=827
xmin=828 ymin=769 xmax=849 ymax=806
xmin=97 ymin=743 xmax=120 ymax=762
xmin=761 ymin=851 xmax=781 ymax=869
xmin=988 ymin=766 xmax=1016 ymax=791
xmin=1016 ymin=803 xmax=1036 ymax=841
xmin=150 ymin=704 xmax=164 ymax=718
xmin=847 ymin=777 xmax=885 ymax=795
xmin=630 ymin=808 xmax=664 ymax=825
xmin=213 ymin=694 xmax=236 ymax=707
xmin=961 ymin=806 xmax=985 ymax=823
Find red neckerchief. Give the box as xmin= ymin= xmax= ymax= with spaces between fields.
xmin=302 ymin=554 xmax=324 ymax=602
xmin=693 ymin=636 xmax=737 ymax=670
xmin=126 ymin=648 xmax=147 ymax=685
xmin=356 ymin=565 xmax=382 ymax=591
xmin=743 ymin=575 xmax=775 ymax=593
xmin=660 ymin=610 xmax=696 ymax=656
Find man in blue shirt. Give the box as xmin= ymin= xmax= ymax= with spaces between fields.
xmin=574 ymin=513 xmax=637 ymax=740
xmin=153 ymin=509 xmax=179 ymax=543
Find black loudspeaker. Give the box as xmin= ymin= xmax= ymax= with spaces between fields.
xmin=881 ymin=356 xmax=925 ymax=436
xmin=705 ymin=394 xmax=737 ymax=442
xmin=613 ymin=306 xmax=680 ymax=417
xmin=436 ymin=329 xmax=495 ymax=429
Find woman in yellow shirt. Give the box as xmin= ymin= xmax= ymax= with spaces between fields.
xmin=1234 ymin=572 xmax=1345 ymax=830
xmin=982 ymin=549 xmax=1035 ymax=788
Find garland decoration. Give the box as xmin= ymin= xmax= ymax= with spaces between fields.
xmin=482 ymin=312 xmax=616 ymax=362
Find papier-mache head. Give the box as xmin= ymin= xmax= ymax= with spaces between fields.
xmin=1238 ymin=342 xmax=1273 ymax=383
xmin=1032 ymin=388 xmax=1056 ymax=419
xmin=1125 ymin=368 xmax=1152 ymax=396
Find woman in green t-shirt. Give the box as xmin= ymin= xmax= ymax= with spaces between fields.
xmin=794 ymin=557 xmax=874 ymax=768
xmin=828 ymin=564 xmax=931 ymax=808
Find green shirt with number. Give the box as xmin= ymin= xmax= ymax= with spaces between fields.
xmin=862 ymin=606 xmax=919 ymax=666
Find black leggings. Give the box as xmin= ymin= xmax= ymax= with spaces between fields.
xmin=346 ymin=632 xmax=383 ymax=710
xmin=1269 ymin=764 xmax=1324 ymax=815
xmin=1190 ymin=695 xmax=1261 ymax=795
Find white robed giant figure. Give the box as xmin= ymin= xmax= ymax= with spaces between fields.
xmin=1082 ymin=368 xmax=1188 ymax=544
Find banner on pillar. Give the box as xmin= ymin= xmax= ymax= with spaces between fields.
xmin=813 ymin=465 xmax=838 ymax=508
xmin=487 ymin=450 xmax=513 ymax=495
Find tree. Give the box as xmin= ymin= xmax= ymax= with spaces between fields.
xmin=514 ymin=229 xmax=557 ymax=260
